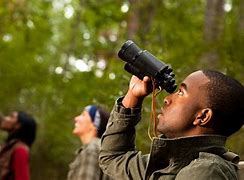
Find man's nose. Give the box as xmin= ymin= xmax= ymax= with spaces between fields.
xmin=164 ymin=95 xmax=172 ymax=105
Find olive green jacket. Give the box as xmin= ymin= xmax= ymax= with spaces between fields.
xmin=99 ymin=98 xmax=240 ymax=180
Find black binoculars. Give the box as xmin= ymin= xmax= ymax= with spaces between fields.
xmin=118 ymin=40 xmax=177 ymax=93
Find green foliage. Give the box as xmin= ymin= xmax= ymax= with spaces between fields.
xmin=227 ymin=128 xmax=244 ymax=158
xmin=0 ymin=0 xmax=243 ymax=179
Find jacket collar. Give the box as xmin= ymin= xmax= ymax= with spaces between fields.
xmin=145 ymin=135 xmax=227 ymax=178
xmin=151 ymin=135 xmax=227 ymax=160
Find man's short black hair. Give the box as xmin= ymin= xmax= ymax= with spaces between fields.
xmin=202 ymin=70 xmax=244 ymax=137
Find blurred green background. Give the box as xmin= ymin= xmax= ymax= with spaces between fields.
xmin=0 ymin=0 xmax=243 ymax=179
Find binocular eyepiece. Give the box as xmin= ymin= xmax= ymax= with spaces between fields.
xmin=118 ymin=40 xmax=177 ymax=93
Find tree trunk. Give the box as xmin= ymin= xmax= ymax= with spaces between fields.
xmin=127 ymin=0 xmax=140 ymax=40
xmin=204 ymin=0 xmax=225 ymax=42
xmin=238 ymin=0 xmax=244 ymax=33
xmin=200 ymin=0 xmax=225 ymax=69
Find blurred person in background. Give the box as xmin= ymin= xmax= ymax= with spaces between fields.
xmin=67 ymin=105 xmax=113 ymax=180
xmin=0 ymin=111 xmax=37 ymax=180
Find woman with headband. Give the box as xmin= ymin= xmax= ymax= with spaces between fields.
xmin=67 ymin=105 xmax=112 ymax=180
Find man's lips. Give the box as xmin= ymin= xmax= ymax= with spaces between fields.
xmin=157 ymin=114 xmax=162 ymax=119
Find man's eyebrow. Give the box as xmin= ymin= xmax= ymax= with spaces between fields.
xmin=181 ymin=83 xmax=187 ymax=91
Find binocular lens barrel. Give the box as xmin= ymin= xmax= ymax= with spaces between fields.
xmin=118 ymin=40 xmax=177 ymax=93
xmin=118 ymin=40 xmax=142 ymax=63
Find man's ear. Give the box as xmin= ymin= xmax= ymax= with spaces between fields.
xmin=193 ymin=108 xmax=213 ymax=126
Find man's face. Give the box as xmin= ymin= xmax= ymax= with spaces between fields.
xmin=72 ymin=110 xmax=94 ymax=136
xmin=157 ymin=71 xmax=210 ymax=138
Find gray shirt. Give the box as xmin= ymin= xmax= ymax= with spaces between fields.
xmin=68 ymin=137 xmax=112 ymax=180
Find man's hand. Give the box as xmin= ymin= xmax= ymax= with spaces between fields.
xmin=122 ymin=75 xmax=153 ymax=108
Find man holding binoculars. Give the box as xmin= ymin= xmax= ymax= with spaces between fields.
xmin=99 ymin=41 xmax=244 ymax=179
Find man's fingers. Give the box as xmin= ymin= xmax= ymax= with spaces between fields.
xmin=143 ymin=76 xmax=150 ymax=82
